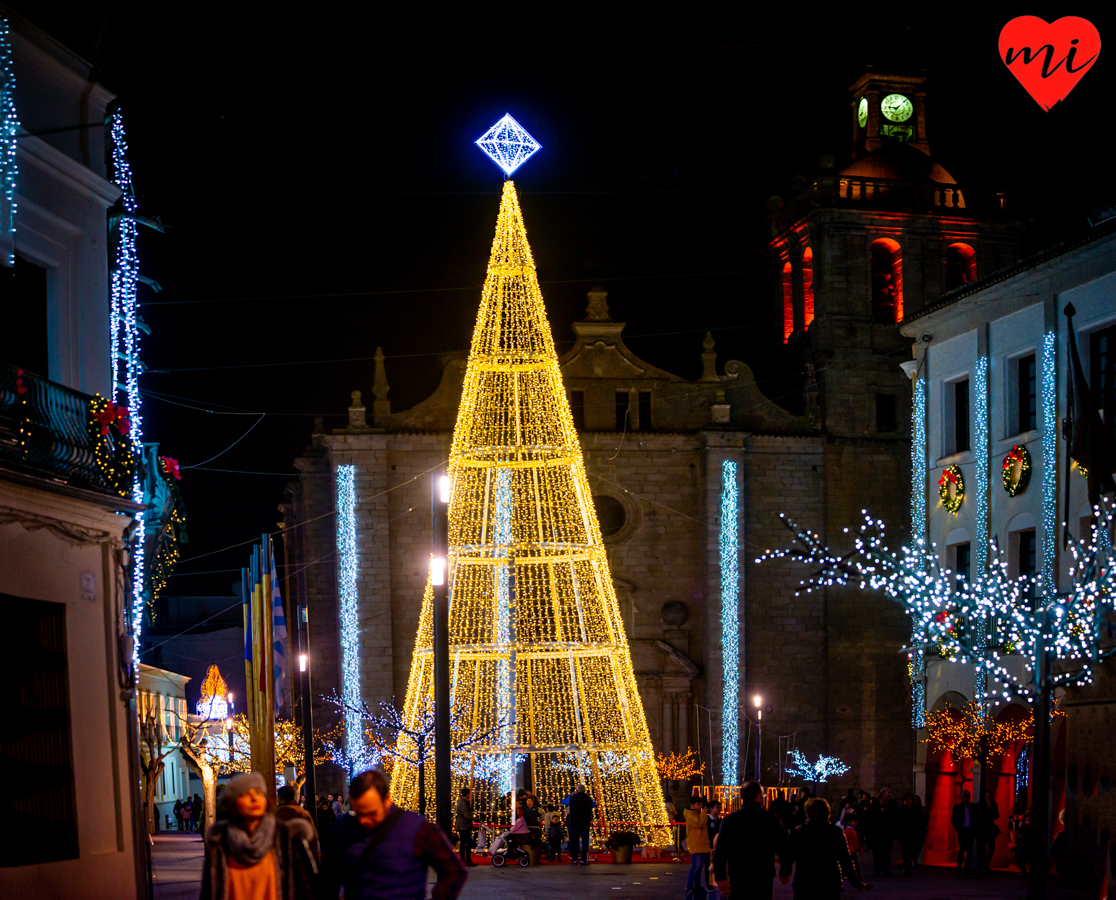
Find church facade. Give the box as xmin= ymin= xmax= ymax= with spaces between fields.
xmin=282 ymin=72 xmax=1023 ymax=800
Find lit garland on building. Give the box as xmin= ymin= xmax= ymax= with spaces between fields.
xmin=720 ymin=459 xmax=739 ymax=786
xmin=335 ymin=464 xmax=362 ymax=769
xmin=758 ymin=501 xmax=1116 ymax=708
xmin=0 ymin=16 xmax=17 ymax=266
xmin=785 ymin=749 xmax=850 ymax=783
xmin=910 ymin=374 xmax=928 ymax=725
xmin=109 ymin=112 xmax=146 ymax=664
xmin=1041 ymin=332 xmax=1057 ymax=595
xmin=390 ymin=180 xmax=670 ymax=844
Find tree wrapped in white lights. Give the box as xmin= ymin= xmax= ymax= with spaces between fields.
xmin=757 ymin=502 xmax=1116 ymax=708
xmin=785 ymin=749 xmax=850 ymax=784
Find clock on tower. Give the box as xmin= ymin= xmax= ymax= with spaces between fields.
xmin=850 ymin=72 xmax=929 ymax=157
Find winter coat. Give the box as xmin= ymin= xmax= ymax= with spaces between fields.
xmin=780 ymin=819 xmax=865 ymax=898
xmin=200 ymin=817 xmax=316 ymax=900
xmin=564 ymin=791 xmax=596 ymax=831
xmin=712 ymin=801 xmax=790 ymax=883
xmin=454 ymin=797 xmax=473 ymax=833
xmin=684 ymin=808 xmax=713 ymax=854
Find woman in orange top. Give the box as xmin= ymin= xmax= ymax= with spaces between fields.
xmin=200 ymin=773 xmax=316 ymax=900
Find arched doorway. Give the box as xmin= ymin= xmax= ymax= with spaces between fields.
xmin=923 ymin=692 xmax=969 ymax=866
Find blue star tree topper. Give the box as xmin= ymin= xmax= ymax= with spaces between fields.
xmin=475 ymin=113 xmax=541 ymax=176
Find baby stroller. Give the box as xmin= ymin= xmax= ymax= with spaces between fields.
xmin=490 ymin=829 xmax=531 ymax=867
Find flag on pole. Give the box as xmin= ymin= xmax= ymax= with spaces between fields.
xmin=270 ymin=542 xmax=290 ymax=717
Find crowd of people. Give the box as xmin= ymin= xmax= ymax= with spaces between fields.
xmin=188 ymin=768 xmax=1037 ymax=900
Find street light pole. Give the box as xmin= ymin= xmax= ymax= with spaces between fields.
xmin=296 ymin=604 xmax=316 ymax=811
xmin=432 ymin=473 xmax=451 ymax=833
xmin=753 ymin=695 xmax=762 ymax=782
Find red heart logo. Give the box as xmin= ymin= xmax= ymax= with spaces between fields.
xmin=999 ymin=16 xmax=1101 ymax=111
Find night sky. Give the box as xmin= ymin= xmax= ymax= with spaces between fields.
xmin=14 ymin=6 xmax=1116 ymax=599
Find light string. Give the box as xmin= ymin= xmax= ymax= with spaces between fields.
xmin=335 ymin=464 xmax=362 ymax=771
xmin=972 ymin=356 xmax=989 ymax=700
xmin=910 ymin=373 xmax=928 ymax=725
xmin=720 ymin=460 xmax=739 ymax=785
xmin=0 ymin=17 xmax=17 ymax=265
xmin=1041 ymin=333 xmax=1057 ymax=595
xmin=110 ymin=111 xmax=146 ymax=664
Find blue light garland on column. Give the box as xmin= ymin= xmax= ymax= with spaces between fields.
xmin=493 ymin=467 xmax=515 ymax=795
xmin=0 ymin=17 xmax=18 ymax=266
xmin=720 ymin=459 xmax=739 ymax=785
xmin=1041 ymin=333 xmax=1057 ymax=596
xmin=972 ymin=356 xmax=989 ymax=700
xmin=910 ymin=374 xmax=927 ymax=726
xmin=336 ymin=464 xmax=362 ymax=770
xmin=110 ymin=111 xmax=145 ymax=665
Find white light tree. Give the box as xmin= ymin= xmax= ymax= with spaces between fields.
xmin=757 ymin=502 xmax=1116 ymax=710
xmin=785 ymin=749 xmax=850 ymax=784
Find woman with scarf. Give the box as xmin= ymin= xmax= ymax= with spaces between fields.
xmin=200 ymin=772 xmax=317 ymax=900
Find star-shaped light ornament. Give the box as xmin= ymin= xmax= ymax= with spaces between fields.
xmin=475 ymin=113 xmax=541 ymax=177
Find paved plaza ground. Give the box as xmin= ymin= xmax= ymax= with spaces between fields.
xmin=152 ymin=831 xmax=1029 ymax=900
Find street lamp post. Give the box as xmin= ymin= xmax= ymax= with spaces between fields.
xmin=295 ymin=605 xmax=316 ymax=812
xmin=432 ymin=473 xmax=451 ymax=833
xmin=753 ymin=695 xmax=762 ymax=783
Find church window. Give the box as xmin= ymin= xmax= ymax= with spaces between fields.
xmin=638 ymin=391 xmax=652 ymax=430
xmin=615 ymin=391 xmax=631 ymax=432
xmin=593 ymin=495 xmax=627 ymax=539
xmin=802 ymin=246 xmax=814 ymax=329
xmin=945 ymin=243 xmax=976 ymax=291
xmin=569 ymin=390 xmax=585 ymax=430
xmin=871 ymin=239 xmax=903 ymax=323
xmin=781 ymin=260 xmax=793 ymax=343
xmin=1018 ymin=353 xmax=1036 ymax=433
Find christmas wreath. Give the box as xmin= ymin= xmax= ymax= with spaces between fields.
xmin=1001 ymin=445 xmax=1031 ymax=497
xmin=145 ymin=455 xmax=189 ymax=610
xmin=88 ymin=394 xmax=137 ymax=498
xmin=938 ymin=464 xmax=964 ymax=513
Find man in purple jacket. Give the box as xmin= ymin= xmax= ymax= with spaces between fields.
xmin=319 ymin=770 xmax=467 ymax=900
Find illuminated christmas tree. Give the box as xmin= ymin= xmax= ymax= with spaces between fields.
xmin=390 ymin=180 xmax=671 ymax=844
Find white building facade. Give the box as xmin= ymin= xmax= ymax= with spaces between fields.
xmin=900 ymin=220 xmax=1116 ymax=871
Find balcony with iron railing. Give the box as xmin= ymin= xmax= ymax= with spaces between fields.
xmin=0 ymin=361 xmax=140 ymax=505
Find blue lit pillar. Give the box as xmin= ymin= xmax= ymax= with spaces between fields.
xmin=336 ymin=464 xmax=362 ymax=770
xmin=1040 ymin=332 xmax=1057 ymax=596
xmin=910 ymin=370 xmax=928 ymax=726
xmin=720 ymin=459 xmax=739 ymax=785
xmin=972 ymin=353 xmax=990 ymax=700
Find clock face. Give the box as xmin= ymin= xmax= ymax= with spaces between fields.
xmin=857 ymin=97 xmax=868 ymax=127
xmin=881 ymin=93 xmax=914 ymax=123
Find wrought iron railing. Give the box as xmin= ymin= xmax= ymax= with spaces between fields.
xmin=0 ymin=361 xmax=135 ymax=497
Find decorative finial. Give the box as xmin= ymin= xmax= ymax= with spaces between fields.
xmin=372 ymin=347 xmax=390 ymax=426
xmin=475 ymin=114 xmax=541 ymax=177
xmin=348 ymin=390 xmax=367 ymax=429
xmin=585 ymin=287 xmax=611 ymax=321
xmin=700 ymin=332 xmax=718 ymax=381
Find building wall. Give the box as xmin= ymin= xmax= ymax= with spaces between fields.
xmin=0 ymin=481 xmax=140 ymax=900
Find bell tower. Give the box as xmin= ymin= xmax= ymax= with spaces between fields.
xmin=850 ymin=72 xmax=930 ymax=157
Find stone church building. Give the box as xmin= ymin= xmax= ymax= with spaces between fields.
xmin=282 ymin=71 xmax=1022 ymax=797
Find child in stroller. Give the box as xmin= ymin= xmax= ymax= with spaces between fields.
xmin=491 ymin=807 xmax=532 ymax=867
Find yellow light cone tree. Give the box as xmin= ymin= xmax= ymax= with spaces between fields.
xmin=390 ymin=181 xmax=670 ymax=845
